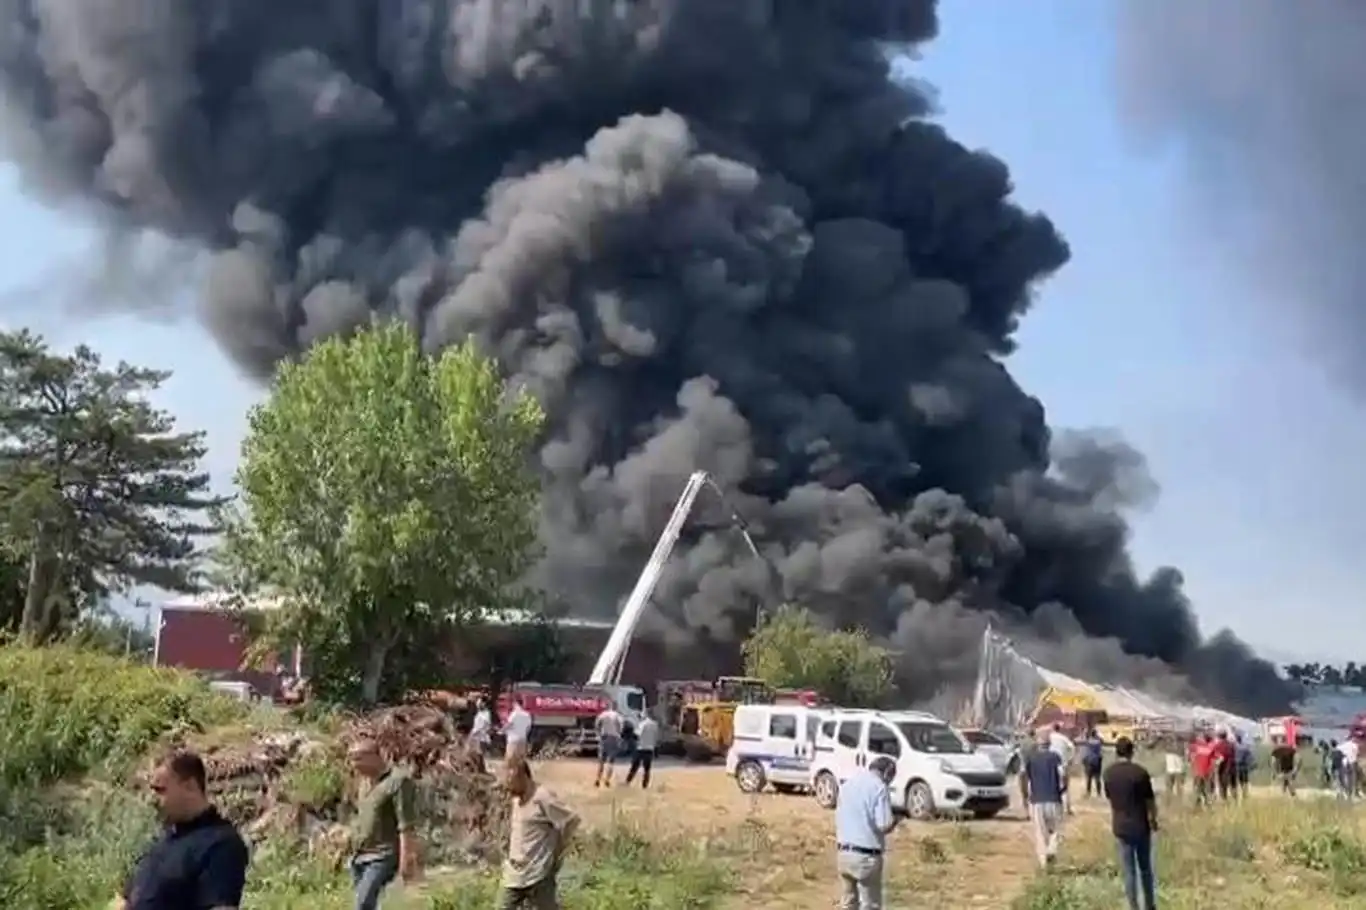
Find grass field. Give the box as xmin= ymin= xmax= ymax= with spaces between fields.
xmin=2 ymin=646 xmax=1364 ymax=909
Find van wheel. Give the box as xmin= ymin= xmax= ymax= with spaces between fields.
xmin=736 ymin=760 xmax=766 ymax=794
xmin=814 ymin=772 xmax=839 ymax=809
xmin=906 ymin=781 xmax=936 ymax=820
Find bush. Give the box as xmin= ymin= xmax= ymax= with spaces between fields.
xmin=0 ymin=643 xmax=247 ymax=787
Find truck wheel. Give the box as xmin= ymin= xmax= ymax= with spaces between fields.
xmin=736 ymin=760 xmax=766 ymax=793
xmin=906 ymin=781 xmax=936 ymax=821
xmin=814 ymin=771 xmax=839 ymax=809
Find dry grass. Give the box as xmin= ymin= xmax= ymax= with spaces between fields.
xmin=532 ymin=763 xmax=1366 ymax=910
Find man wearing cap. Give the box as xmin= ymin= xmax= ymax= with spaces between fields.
xmin=833 ymin=755 xmax=899 ymax=909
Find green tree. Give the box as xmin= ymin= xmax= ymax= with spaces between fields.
xmin=741 ymin=604 xmax=893 ymax=706
xmin=0 ymin=329 xmax=222 ymax=642
xmin=221 ymin=322 xmax=544 ymax=706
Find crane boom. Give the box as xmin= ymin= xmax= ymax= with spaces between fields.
xmin=587 ymin=470 xmax=711 ymax=686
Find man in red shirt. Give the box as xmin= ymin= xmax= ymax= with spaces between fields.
xmin=1189 ymin=733 xmax=1217 ymax=808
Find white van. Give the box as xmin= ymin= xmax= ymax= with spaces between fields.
xmin=725 ymin=703 xmax=828 ymax=794
xmin=809 ymin=709 xmax=1010 ymax=820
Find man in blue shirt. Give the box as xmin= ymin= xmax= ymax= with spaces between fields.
xmin=1080 ymin=728 xmax=1105 ymax=798
xmin=834 ymin=755 xmax=898 ymax=909
xmin=1021 ymin=728 xmax=1065 ymax=868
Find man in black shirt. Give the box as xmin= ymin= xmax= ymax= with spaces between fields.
xmin=1103 ymin=737 xmax=1157 ymax=910
xmin=116 ymin=749 xmax=251 ymax=910
xmin=1270 ymin=740 xmax=1299 ymax=796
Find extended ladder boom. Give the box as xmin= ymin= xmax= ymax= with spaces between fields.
xmin=587 ymin=470 xmax=711 ymax=686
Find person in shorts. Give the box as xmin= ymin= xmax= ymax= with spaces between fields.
xmin=1162 ymin=742 xmax=1186 ymax=798
xmin=593 ymin=704 xmax=624 ymax=788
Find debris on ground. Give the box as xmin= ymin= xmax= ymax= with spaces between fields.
xmin=166 ymin=703 xmax=510 ymax=867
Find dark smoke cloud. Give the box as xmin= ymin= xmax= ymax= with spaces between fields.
xmin=1116 ymin=0 xmax=1366 ymax=386
xmin=0 ymin=0 xmax=1292 ymax=714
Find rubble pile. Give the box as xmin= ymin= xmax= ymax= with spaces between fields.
xmin=182 ymin=704 xmax=510 ymax=866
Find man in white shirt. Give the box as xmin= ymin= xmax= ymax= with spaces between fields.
xmin=626 ymin=715 xmax=659 ymax=789
xmin=1048 ymin=724 xmax=1076 ymax=814
xmin=594 ymin=705 xmax=624 ymax=787
xmin=468 ymin=697 xmax=493 ymax=757
xmin=503 ymin=696 xmax=533 ymax=764
xmin=1163 ymin=744 xmax=1186 ymax=797
xmin=1335 ymin=737 xmax=1360 ymax=800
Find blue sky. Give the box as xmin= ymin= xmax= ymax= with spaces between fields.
xmin=0 ymin=0 xmax=1360 ymax=664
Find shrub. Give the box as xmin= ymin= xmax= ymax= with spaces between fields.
xmin=0 ymin=643 xmax=247 ymax=786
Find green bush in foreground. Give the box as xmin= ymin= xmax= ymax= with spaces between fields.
xmin=0 ymin=643 xmax=247 ymax=787
xmin=0 ymin=783 xmax=732 ymax=910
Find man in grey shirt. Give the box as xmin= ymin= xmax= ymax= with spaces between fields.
xmin=1021 ymin=727 xmax=1066 ymax=868
xmin=833 ymin=756 xmax=898 ymax=909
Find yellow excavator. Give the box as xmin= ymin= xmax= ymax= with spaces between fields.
xmin=660 ymin=676 xmax=776 ymax=762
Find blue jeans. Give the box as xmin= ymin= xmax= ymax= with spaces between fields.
xmin=1116 ymin=834 xmax=1156 ymax=910
xmin=350 ymin=854 xmax=398 ymax=910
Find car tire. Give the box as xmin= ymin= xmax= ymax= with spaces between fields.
xmin=736 ymin=760 xmax=766 ymax=794
xmin=814 ymin=771 xmax=839 ymax=809
xmin=906 ymin=781 xmax=936 ymax=821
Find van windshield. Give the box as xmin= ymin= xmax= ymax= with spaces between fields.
xmin=625 ymin=691 xmax=646 ymax=712
xmin=897 ymin=722 xmax=970 ymax=754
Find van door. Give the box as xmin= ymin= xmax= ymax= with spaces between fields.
xmin=764 ymin=709 xmax=805 ymax=785
xmin=833 ymin=716 xmax=867 ymax=782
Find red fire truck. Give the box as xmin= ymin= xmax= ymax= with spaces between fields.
xmin=495 ymin=683 xmax=614 ymax=755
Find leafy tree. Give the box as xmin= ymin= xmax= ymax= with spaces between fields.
xmin=0 ymin=329 xmax=221 ymax=643
xmin=220 ymin=322 xmax=544 ymax=706
xmin=741 ymin=604 xmax=893 ymax=706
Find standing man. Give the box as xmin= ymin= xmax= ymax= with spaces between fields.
xmin=469 ymin=696 xmax=494 ymax=758
xmin=626 ymin=714 xmax=659 ymax=789
xmin=1335 ymin=736 xmax=1359 ymax=800
xmin=500 ymin=757 xmax=580 ymax=909
xmin=1270 ymin=737 xmax=1299 ymax=796
xmin=593 ymin=702 xmax=624 ymax=788
xmin=1103 ymin=737 xmax=1158 ymax=910
xmin=1212 ymin=729 xmax=1236 ymax=801
xmin=1189 ymin=733 xmax=1216 ymax=808
xmin=1023 ymin=727 xmax=1066 ymax=869
xmin=347 ymin=738 xmax=422 ymax=910
xmin=1233 ymin=733 xmax=1254 ymax=800
xmin=1162 ymin=739 xmax=1186 ymax=800
xmin=1079 ymin=728 xmax=1104 ymax=799
xmin=115 ymin=749 xmax=250 ymax=910
xmin=1048 ymin=723 xmax=1076 ymax=815
xmin=504 ymin=695 xmax=533 ymax=764
xmin=834 ymin=755 xmax=898 ymax=910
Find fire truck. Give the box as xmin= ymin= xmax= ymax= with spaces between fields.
xmin=494 ymin=683 xmax=615 ymax=755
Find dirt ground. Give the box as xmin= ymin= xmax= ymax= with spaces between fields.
xmin=533 ymin=761 xmax=1107 ymax=909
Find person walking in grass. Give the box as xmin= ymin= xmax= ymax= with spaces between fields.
xmin=115 ymin=749 xmax=250 ymax=910
xmin=347 ymin=738 xmax=422 ymax=910
xmin=625 ymin=714 xmax=659 ymax=789
xmin=1162 ymin=740 xmax=1186 ymax=799
xmin=1103 ymin=737 xmax=1159 ymax=910
xmin=1270 ymin=737 xmax=1299 ymax=796
xmin=592 ymin=702 xmax=624 ymax=788
xmin=834 ymin=754 xmax=899 ymax=909
xmin=1079 ymin=727 xmax=1104 ymax=799
xmin=1023 ymin=727 xmax=1066 ymax=869
xmin=1233 ymin=732 xmax=1254 ymax=800
xmin=500 ymin=757 xmax=580 ymax=909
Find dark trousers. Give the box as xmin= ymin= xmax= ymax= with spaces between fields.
xmin=349 ymin=854 xmax=397 ymax=910
xmin=626 ymin=748 xmax=655 ymax=788
xmin=1083 ymin=762 xmax=1103 ymax=796
xmin=1116 ymin=834 xmax=1156 ymax=910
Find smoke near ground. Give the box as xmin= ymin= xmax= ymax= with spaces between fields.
xmin=1116 ymin=0 xmax=1366 ymax=387
xmin=0 ymin=1 xmax=1291 ymax=713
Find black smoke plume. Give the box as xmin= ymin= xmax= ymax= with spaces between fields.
xmin=0 ymin=0 xmax=1292 ymax=714
xmin=1116 ymin=0 xmax=1366 ymax=387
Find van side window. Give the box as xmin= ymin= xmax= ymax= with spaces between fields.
xmin=820 ymin=720 xmax=837 ymax=740
xmin=769 ymin=714 xmax=797 ymax=739
xmin=837 ymin=720 xmax=861 ymax=748
xmin=868 ymin=722 xmax=901 ymax=757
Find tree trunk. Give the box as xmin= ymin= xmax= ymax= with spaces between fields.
xmin=360 ymin=635 xmax=395 ymax=706
xmin=19 ymin=533 xmax=58 ymax=645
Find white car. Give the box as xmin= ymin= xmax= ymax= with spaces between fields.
xmin=809 ymin=709 xmax=1010 ymax=820
xmin=725 ymin=703 xmax=828 ymax=795
xmin=959 ymin=728 xmax=1021 ymax=776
